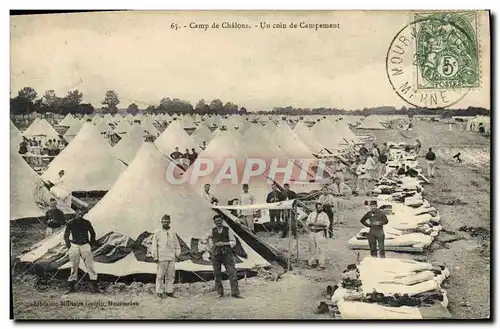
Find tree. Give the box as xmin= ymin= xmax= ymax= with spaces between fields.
xmin=76 ymin=103 xmax=95 ymax=115
xmin=223 ymin=102 xmax=239 ymax=114
xmin=61 ymin=90 xmax=83 ymax=114
xmin=102 ymin=90 xmax=120 ymax=114
xmin=10 ymin=87 xmax=38 ymax=116
xmin=209 ymin=99 xmax=223 ymax=114
xmin=127 ymin=103 xmax=140 ymax=115
xmin=195 ymin=99 xmax=210 ymax=114
xmin=42 ymin=90 xmax=59 ymax=108
xmin=17 ymin=87 xmax=38 ymax=103
xmin=145 ymin=105 xmax=156 ymax=113
xmin=239 ymin=107 xmax=248 ymax=114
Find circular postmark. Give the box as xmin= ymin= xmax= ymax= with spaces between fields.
xmin=386 ymin=12 xmax=480 ymax=109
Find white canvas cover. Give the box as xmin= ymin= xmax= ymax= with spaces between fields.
xmin=112 ymin=124 xmax=144 ymax=165
xmin=42 ymin=123 xmax=126 ymax=192
xmin=23 ymin=118 xmax=60 ymax=141
xmin=191 ymin=122 xmax=213 ymax=146
xmin=155 ymin=120 xmax=200 ymax=157
xmin=58 ymin=114 xmax=76 ymax=127
xmin=10 ymin=121 xmax=23 ymax=147
xmin=63 ymin=119 xmax=85 ymax=142
xmin=113 ymin=119 xmax=132 ymax=135
xmin=10 ymin=148 xmax=74 ymax=221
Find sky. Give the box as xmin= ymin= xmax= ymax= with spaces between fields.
xmin=10 ymin=11 xmax=490 ymax=111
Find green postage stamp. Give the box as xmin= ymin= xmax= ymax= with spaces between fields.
xmin=414 ymin=12 xmax=480 ymax=90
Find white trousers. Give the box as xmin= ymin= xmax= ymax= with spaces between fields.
xmin=45 ymin=227 xmax=53 ymax=238
xmin=426 ymin=160 xmax=435 ymax=177
xmin=156 ymin=260 xmax=176 ymax=294
xmin=243 ymin=214 xmax=254 ymax=232
xmin=308 ymin=231 xmax=326 ymax=267
xmin=68 ymin=243 xmax=97 ymax=281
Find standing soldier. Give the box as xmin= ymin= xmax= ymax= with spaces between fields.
xmin=266 ymin=183 xmax=285 ymax=234
xmin=203 ymin=215 xmax=243 ymax=299
xmin=318 ymin=186 xmax=335 ymax=237
xmin=151 ymin=215 xmax=181 ymax=298
xmin=238 ymin=184 xmax=256 ymax=233
xmin=425 ymin=147 xmax=437 ymax=178
xmin=64 ymin=210 xmax=98 ymax=293
xmin=360 ymin=201 xmax=389 ymax=258
xmin=306 ymin=201 xmax=330 ymax=270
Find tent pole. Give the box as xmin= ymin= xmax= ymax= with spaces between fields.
xmin=293 ymin=205 xmax=299 ymax=265
xmin=287 ymin=208 xmax=291 ymax=272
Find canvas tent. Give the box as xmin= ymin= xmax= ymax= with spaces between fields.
xmin=357 ymin=116 xmax=387 ymax=130
xmin=19 ymin=142 xmax=271 ymax=279
xmin=113 ymin=120 xmax=132 ymax=135
xmin=11 ymin=121 xmax=23 ymax=147
xmin=112 ymin=124 xmax=145 ymax=165
xmin=23 ymin=118 xmax=60 ymax=142
xmin=63 ymin=119 xmax=85 ymax=142
xmin=10 ymin=148 xmax=74 ymax=221
xmin=42 ymin=123 xmax=126 ymax=192
xmin=155 ymin=120 xmax=200 ymax=157
xmin=58 ymin=114 xmax=77 ymax=127
xmin=191 ymin=122 xmax=213 ymax=146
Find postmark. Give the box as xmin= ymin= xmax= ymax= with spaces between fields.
xmin=386 ymin=11 xmax=480 ymax=109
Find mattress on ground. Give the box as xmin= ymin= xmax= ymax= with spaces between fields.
xmin=337 ymin=300 xmax=451 ymax=319
xmin=348 ymin=233 xmax=433 ymax=249
xmin=335 ymin=257 xmax=451 ymax=319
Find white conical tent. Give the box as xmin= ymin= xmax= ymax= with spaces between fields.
xmin=179 ymin=116 xmax=196 ymax=129
xmin=59 ymin=114 xmax=76 ymax=127
xmin=140 ymin=120 xmax=160 ymax=137
xmin=20 ymin=142 xmax=270 ymax=276
xmin=357 ymin=116 xmax=387 ymax=130
xmin=191 ymin=122 xmax=213 ymax=146
xmin=63 ymin=119 xmax=85 ymax=142
xmin=10 ymin=121 xmax=23 ymax=147
xmin=103 ymin=113 xmax=114 ymax=123
xmin=23 ymin=118 xmax=60 ymax=141
xmin=312 ymin=121 xmax=350 ymax=150
xmin=184 ymin=129 xmax=249 ymax=205
xmin=113 ymin=120 xmax=132 ymax=135
xmin=95 ymin=118 xmax=113 ymax=134
xmin=92 ymin=115 xmax=103 ymax=125
xmin=42 ymin=123 xmax=126 ymax=192
xmin=272 ymin=123 xmax=313 ymax=159
xmin=10 ymin=148 xmax=74 ymax=221
xmin=112 ymin=124 xmax=145 ymax=165
xmin=294 ymin=121 xmax=325 ymax=152
xmin=237 ymin=121 xmax=251 ymax=135
xmin=155 ymin=120 xmax=200 ymax=157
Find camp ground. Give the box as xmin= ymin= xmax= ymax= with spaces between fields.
xmin=10 ymin=109 xmax=491 ymax=320
xmin=10 ymin=10 xmax=490 ymax=321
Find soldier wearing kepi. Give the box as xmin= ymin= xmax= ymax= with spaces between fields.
xmin=151 ymin=214 xmax=181 ymax=299
xmin=360 ymin=200 xmax=389 ymax=258
xmin=203 ymin=215 xmax=243 ymax=299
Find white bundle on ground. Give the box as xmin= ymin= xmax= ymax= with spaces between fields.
xmin=333 ymin=257 xmax=451 ymax=319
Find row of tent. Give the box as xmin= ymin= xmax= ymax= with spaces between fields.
xmin=11 ymin=113 xmax=388 ymax=279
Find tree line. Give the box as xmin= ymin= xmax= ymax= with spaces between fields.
xmin=9 ymin=87 xmax=249 ymax=117
xmin=10 ymin=86 xmax=489 ymax=118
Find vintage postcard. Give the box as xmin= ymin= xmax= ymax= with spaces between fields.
xmin=10 ymin=10 xmax=491 ymax=320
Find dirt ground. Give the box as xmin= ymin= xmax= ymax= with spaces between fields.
xmin=11 ymin=121 xmax=491 ymax=319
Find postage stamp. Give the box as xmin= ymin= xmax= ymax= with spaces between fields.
xmin=414 ymin=12 xmax=480 ymax=90
xmin=385 ymin=11 xmax=481 ymax=109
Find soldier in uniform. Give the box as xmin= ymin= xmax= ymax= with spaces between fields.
xmin=203 ymin=215 xmax=243 ymax=299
